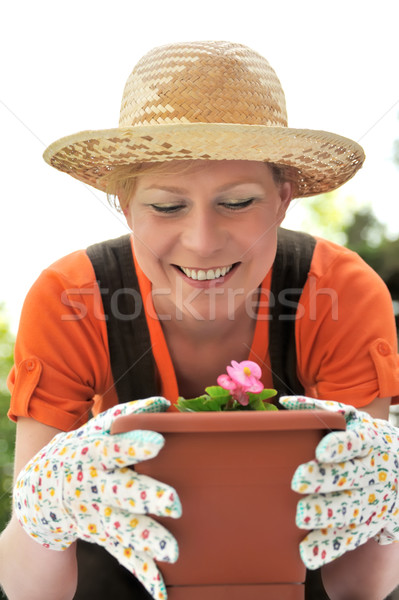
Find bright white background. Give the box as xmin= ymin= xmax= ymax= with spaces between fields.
xmin=1 ymin=0 xmax=399 ymax=332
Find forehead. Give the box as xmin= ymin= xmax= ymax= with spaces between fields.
xmin=135 ymin=160 xmax=275 ymax=191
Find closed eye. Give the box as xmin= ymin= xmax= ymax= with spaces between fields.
xmin=149 ymin=197 xmax=256 ymax=213
xmin=219 ymin=198 xmax=256 ymax=210
xmin=149 ymin=203 xmax=185 ymax=214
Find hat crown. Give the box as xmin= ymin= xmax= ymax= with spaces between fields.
xmin=119 ymin=41 xmax=288 ymax=128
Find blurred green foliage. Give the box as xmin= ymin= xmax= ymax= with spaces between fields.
xmin=297 ymin=188 xmax=399 ymax=332
xmin=344 ymin=208 xmax=399 ymax=333
xmin=294 ymin=191 xmax=360 ymax=245
xmin=0 ymin=304 xmax=15 ymax=535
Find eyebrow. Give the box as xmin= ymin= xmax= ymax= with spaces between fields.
xmin=143 ymin=180 xmax=262 ymax=194
xmin=143 ymin=185 xmax=189 ymax=194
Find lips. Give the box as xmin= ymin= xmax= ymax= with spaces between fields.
xmin=179 ymin=264 xmax=234 ymax=281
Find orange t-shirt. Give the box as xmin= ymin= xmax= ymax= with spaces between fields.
xmin=7 ymin=235 xmax=399 ymax=431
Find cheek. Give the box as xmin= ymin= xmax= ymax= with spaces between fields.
xmin=242 ymin=211 xmax=279 ymax=251
xmin=130 ymin=222 xmax=157 ymax=270
xmin=131 ymin=216 xmax=164 ymax=251
xmin=242 ymin=224 xmax=278 ymax=279
xmin=130 ymin=220 xmax=175 ymax=279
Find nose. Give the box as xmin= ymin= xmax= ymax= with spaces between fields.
xmin=181 ymin=206 xmax=226 ymax=257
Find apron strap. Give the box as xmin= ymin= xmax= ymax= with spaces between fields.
xmin=86 ymin=234 xmax=158 ymax=403
xmin=269 ymin=228 xmax=317 ymax=398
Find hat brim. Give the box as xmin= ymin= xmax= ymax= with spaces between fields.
xmin=43 ymin=123 xmax=365 ymax=197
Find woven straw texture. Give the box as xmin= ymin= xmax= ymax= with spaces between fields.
xmin=43 ymin=41 xmax=365 ymax=197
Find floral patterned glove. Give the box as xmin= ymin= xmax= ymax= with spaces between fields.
xmin=280 ymin=396 xmax=399 ymax=570
xmin=14 ymin=397 xmax=182 ymax=600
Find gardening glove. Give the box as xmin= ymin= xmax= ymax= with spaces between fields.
xmin=14 ymin=397 xmax=182 ymax=600
xmin=280 ymin=396 xmax=399 ymax=570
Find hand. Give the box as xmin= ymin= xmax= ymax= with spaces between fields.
xmin=280 ymin=396 xmax=399 ymax=570
xmin=14 ymin=397 xmax=182 ymax=600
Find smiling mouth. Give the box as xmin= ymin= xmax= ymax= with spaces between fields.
xmin=176 ymin=263 xmax=238 ymax=281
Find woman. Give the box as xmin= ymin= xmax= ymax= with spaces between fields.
xmin=1 ymin=41 xmax=399 ymax=600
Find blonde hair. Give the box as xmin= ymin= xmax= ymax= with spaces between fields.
xmin=101 ymin=160 xmax=298 ymax=212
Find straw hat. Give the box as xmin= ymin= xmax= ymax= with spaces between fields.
xmin=43 ymin=41 xmax=365 ymax=197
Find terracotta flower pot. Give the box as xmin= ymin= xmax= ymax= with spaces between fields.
xmin=111 ymin=410 xmax=346 ymax=600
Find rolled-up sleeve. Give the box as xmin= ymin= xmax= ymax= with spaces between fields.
xmin=296 ymin=240 xmax=399 ymax=407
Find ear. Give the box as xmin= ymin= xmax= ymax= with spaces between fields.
xmin=276 ymin=182 xmax=294 ymax=225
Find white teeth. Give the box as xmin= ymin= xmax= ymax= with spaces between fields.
xmin=180 ymin=265 xmax=234 ymax=280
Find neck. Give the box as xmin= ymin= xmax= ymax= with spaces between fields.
xmin=155 ymin=290 xmax=260 ymax=343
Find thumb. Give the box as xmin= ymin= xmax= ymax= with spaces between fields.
xmin=88 ymin=397 xmax=171 ymax=434
xmin=279 ymin=395 xmax=320 ymax=411
xmin=281 ymin=396 xmax=370 ymax=462
xmin=280 ymin=396 xmax=352 ymax=414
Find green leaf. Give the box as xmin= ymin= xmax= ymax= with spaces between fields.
xmin=263 ymin=402 xmax=278 ymax=411
xmin=258 ymin=388 xmax=277 ymax=401
xmin=204 ymin=386 xmax=231 ymax=398
xmin=247 ymin=394 xmax=265 ymax=411
xmin=175 ymin=402 xmax=195 ymax=412
xmin=203 ymin=396 xmax=228 ymax=411
xmin=176 ymin=394 xmax=229 ymax=412
xmin=246 ymin=391 xmax=278 ymax=411
xmin=176 ymin=395 xmax=211 ymax=412
xmin=176 ymin=387 xmax=278 ymax=412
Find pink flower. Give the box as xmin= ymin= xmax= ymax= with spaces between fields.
xmin=217 ymin=360 xmax=263 ymax=406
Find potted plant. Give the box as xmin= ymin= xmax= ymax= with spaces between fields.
xmin=176 ymin=360 xmax=279 ymax=413
xmin=111 ymin=362 xmax=346 ymax=600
